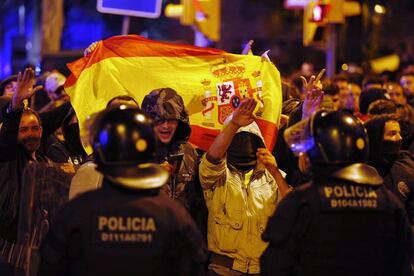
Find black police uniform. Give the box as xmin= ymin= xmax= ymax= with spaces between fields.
xmin=38 ymin=179 xmax=207 ymax=276
xmin=261 ymin=110 xmax=412 ymax=276
xmin=260 ymin=173 xmax=412 ymax=276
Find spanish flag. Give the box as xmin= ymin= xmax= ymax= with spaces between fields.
xmin=65 ymin=35 xmax=282 ymax=152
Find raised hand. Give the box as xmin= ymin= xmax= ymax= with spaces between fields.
xmin=257 ymin=148 xmax=278 ymax=171
xmin=257 ymin=147 xmax=291 ymax=196
xmin=12 ymin=68 xmax=43 ymax=110
xmin=241 ymin=40 xmax=274 ymax=64
xmin=301 ymin=68 xmax=325 ymax=119
xmin=230 ymin=98 xmax=257 ymax=128
xmin=206 ymin=98 xmax=257 ymax=164
xmin=241 ymin=40 xmax=254 ymax=55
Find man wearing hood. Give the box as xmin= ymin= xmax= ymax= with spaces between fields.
xmin=365 ymin=115 xmax=414 ymax=227
xmin=141 ymin=88 xmax=206 ymax=232
xmin=199 ymin=98 xmax=290 ymax=275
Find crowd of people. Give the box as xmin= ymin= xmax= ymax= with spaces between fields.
xmin=0 ymin=42 xmax=414 ymax=276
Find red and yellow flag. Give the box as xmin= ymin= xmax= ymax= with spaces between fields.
xmin=65 ymin=35 xmax=282 ymax=152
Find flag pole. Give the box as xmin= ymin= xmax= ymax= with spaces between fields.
xmin=122 ymin=16 xmax=131 ymax=35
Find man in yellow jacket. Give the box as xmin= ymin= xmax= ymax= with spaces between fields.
xmin=199 ymin=98 xmax=290 ymax=275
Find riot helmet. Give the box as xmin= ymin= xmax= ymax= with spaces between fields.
xmin=91 ymin=106 xmax=168 ymax=189
xmin=284 ymin=110 xmax=382 ymax=185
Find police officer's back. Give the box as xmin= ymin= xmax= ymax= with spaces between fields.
xmin=38 ymin=107 xmax=207 ymax=276
xmin=261 ymin=110 xmax=412 ymax=276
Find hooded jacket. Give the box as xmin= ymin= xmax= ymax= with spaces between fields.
xmin=141 ymin=88 xmax=204 ymax=221
xmin=365 ymin=117 xmax=414 ymax=224
xmin=199 ymin=120 xmax=283 ymax=274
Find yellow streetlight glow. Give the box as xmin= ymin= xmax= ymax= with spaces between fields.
xmin=374 ymin=4 xmax=386 ymax=14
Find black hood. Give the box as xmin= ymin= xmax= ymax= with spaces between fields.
xmin=364 ymin=116 xmax=398 ymax=173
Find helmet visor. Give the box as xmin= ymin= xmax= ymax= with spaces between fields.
xmin=81 ymin=105 xmax=129 ymax=152
xmin=283 ymin=116 xmax=315 ymax=156
xmin=106 ymin=163 xmax=169 ymax=190
xmin=80 ymin=111 xmax=103 ymax=151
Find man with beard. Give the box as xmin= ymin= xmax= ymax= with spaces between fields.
xmin=0 ymin=69 xmax=75 ymax=275
xmin=0 ymin=69 xmax=50 ymax=245
xmin=365 ymin=115 xmax=414 ymax=227
xmin=199 ymin=98 xmax=290 ymax=275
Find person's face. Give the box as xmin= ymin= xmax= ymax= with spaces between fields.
xmin=18 ymin=113 xmax=42 ymax=154
xmin=339 ymin=83 xmax=360 ymax=112
xmin=331 ymin=94 xmax=340 ymax=110
xmin=339 ymin=90 xmax=355 ymax=111
xmin=386 ymin=83 xmax=406 ymax=105
xmin=47 ymin=87 xmax=67 ymax=101
xmin=400 ymin=75 xmax=414 ymax=97
xmin=320 ymin=94 xmax=339 ymax=111
xmin=335 ymin=80 xmax=348 ymax=95
xmin=383 ymin=120 xmax=402 ymax=142
xmin=154 ymin=119 xmax=178 ymax=144
xmin=301 ymin=63 xmax=314 ymax=77
xmin=348 ymin=83 xmax=361 ymax=112
xmin=3 ymin=81 xmax=17 ymax=97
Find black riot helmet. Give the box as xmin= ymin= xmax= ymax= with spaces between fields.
xmin=284 ymin=110 xmax=382 ymax=185
xmin=92 ymin=106 xmax=168 ymax=189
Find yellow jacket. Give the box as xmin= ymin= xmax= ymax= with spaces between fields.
xmin=200 ymin=155 xmax=282 ymax=274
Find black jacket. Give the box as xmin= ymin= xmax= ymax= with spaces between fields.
xmin=141 ymin=88 xmax=207 ymax=238
xmin=0 ymin=103 xmax=71 ymax=241
xmin=39 ymin=179 xmax=207 ymax=276
xmin=382 ymin=151 xmax=414 ymax=224
xmin=365 ymin=116 xmax=414 ymax=224
xmin=261 ymin=176 xmax=412 ymax=276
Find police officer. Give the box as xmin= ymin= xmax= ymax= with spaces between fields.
xmin=260 ymin=110 xmax=412 ymax=276
xmin=39 ymin=106 xmax=207 ymax=275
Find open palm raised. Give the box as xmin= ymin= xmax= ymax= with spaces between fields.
xmin=231 ymin=98 xmax=257 ymax=127
xmin=12 ymin=68 xmax=43 ymax=109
